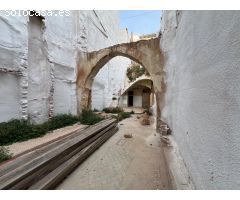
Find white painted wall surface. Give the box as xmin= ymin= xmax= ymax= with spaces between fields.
xmin=91 ymin=81 xmax=104 ymax=110
xmin=89 ymin=11 xmax=131 ymax=110
xmin=160 ymin=11 xmax=240 ymax=189
xmin=0 ymin=73 xmax=21 ymax=121
xmin=122 ymin=95 xmax=128 ymax=106
xmin=0 ymin=10 xmax=129 ymax=122
xmin=133 ymin=89 xmax=142 ymax=107
xmin=0 ymin=11 xmax=28 ymax=122
xmin=92 ymin=56 xmax=130 ymax=110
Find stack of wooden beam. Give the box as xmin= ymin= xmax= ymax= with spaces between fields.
xmin=0 ymin=118 xmax=118 ymax=190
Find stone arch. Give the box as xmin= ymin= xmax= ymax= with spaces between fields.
xmin=85 ymin=52 xmax=146 ymax=90
xmin=76 ymin=37 xmax=164 ymax=131
xmin=120 ymin=77 xmax=154 ymax=109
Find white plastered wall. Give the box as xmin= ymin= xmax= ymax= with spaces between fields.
xmin=160 ymin=11 xmax=240 ymax=189
xmin=0 ymin=10 xmax=130 ymax=123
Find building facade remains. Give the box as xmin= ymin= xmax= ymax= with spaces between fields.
xmin=0 ymin=10 xmax=130 ymax=123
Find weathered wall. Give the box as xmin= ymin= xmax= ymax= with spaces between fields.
xmin=44 ymin=12 xmax=78 ymax=118
xmin=0 ymin=10 xmax=128 ymax=123
xmin=160 ymin=11 xmax=240 ymax=189
xmin=91 ymin=81 xmax=104 ymax=110
xmin=90 ymin=14 xmax=131 ymax=110
xmin=28 ymin=15 xmax=51 ymax=123
xmin=77 ymin=37 xmax=164 ymax=122
xmin=133 ymin=89 xmax=142 ymax=107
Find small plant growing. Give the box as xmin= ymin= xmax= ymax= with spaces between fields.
xmin=45 ymin=114 xmax=80 ymax=131
xmin=93 ymin=108 xmax=99 ymax=112
xmin=118 ymin=112 xmax=132 ymax=121
xmin=126 ymin=64 xmax=149 ymax=82
xmin=0 ymin=146 xmax=12 ymax=163
xmin=102 ymin=107 xmax=111 ymax=113
xmin=143 ymin=109 xmax=152 ymax=116
xmin=79 ymin=109 xmax=104 ymax=125
xmin=103 ymin=107 xmax=123 ymax=114
xmin=0 ymin=114 xmax=80 ymax=146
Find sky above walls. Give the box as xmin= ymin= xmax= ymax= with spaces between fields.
xmin=120 ymin=10 xmax=162 ymax=35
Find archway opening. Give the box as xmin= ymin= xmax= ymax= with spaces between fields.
xmin=85 ymin=54 xmax=156 ymax=117
xmin=77 ymin=38 xmax=163 ymax=132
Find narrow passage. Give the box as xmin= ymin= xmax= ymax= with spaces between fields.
xmin=57 ymin=115 xmax=173 ymax=189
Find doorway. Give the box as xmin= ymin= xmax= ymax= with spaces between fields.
xmin=128 ymin=91 xmax=134 ymax=107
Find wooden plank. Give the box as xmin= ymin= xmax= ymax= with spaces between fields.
xmin=0 ymin=126 xmax=87 ymax=177
xmin=0 ymin=118 xmax=113 ymax=177
xmin=0 ymin=118 xmax=113 ymax=175
xmin=0 ymin=118 xmax=116 ymax=189
xmin=10 ymin=123 xmax=117 ymax=190
xmin=29 ymin=127 xmax=118 ymax=190
xmin=0 ymin=119 xmax=111 ymax=177
xmin=0 ymin=119 xmax=116 ymax=189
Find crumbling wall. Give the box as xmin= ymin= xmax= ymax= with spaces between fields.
xmin=160 ymin=11 xmax=240 ymax=189
xmin=0 ymin=10 xmax=129 ymax=123
xmin=28 ymin=15 xmax=51 ymax=123
xmin=44 ymin=12 xmax=78 ymax=117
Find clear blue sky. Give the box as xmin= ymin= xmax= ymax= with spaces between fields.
xmin=120 ymin=10 xmax=162 ymax=35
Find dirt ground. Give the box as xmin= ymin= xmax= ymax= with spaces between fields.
xmin=57 ymin=115 xmax=173 ymax=190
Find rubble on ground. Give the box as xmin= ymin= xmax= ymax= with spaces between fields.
xmin=140 ymin=112 xmax=150 ymax=125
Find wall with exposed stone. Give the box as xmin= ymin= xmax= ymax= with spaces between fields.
xmin=160 ymin=10 xmax=240 ymax=189
xmin=0 ymin=10 xmax=129 ymax=123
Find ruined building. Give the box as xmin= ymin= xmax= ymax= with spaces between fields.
xmin=77 ymin=10 xmax=240 ymax=189
xmin=1 ymin=10 xmax=240 ymax=190
xmin=0 ymin=10 xmax=130 ymax=123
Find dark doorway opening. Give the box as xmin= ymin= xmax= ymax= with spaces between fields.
xmin=142 ymin=88 xmax=151 ymax=108
xmin=128 ymin=91 xmax=134 ymax=107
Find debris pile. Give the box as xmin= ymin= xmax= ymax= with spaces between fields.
xmin=140 ymin=112 xmax=150 ymax=125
